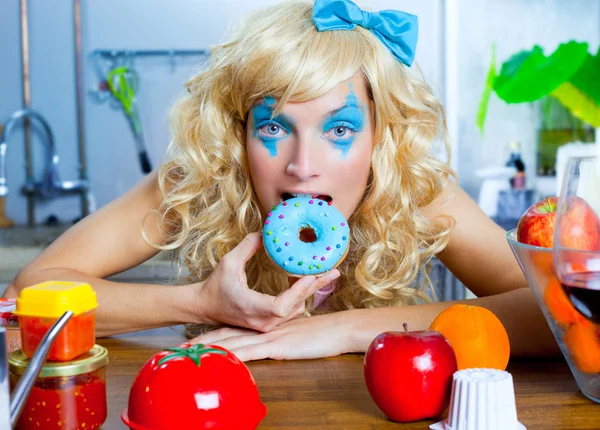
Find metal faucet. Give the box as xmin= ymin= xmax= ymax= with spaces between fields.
xmin=0 ymin=109 xmax=89 ymax=224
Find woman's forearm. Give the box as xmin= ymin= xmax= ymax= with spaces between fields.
xmin=346 ymin=287 xmax=561 ymax=358
xmin=5 ymin=268 xmax=200 ymax=337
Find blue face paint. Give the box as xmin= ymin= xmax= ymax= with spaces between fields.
xmin=320 ymin=85 xmax=367 ymax=158
xmin=250 ymin=97 xmax=294 ymax=157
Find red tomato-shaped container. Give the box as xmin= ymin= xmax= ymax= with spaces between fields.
xmin=122 ymin=343 xmax=267 ymax=430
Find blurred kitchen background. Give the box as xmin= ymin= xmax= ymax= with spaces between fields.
xmin=0 ymin=0 xmax=598 ymax=300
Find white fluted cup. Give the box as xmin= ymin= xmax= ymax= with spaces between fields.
xmin=430 ymin=368 xmax=526 ymax=430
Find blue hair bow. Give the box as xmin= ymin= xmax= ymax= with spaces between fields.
xmin=312 ymin=0 xmax=418 ymax=67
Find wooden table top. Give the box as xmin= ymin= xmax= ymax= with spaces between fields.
xmin=99 ymin=328 xmax=600 ymax=430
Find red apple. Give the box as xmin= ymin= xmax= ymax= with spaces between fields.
xmin=559 ymin=196 xmax=600 ymax=251
xmin=517 ymin=196 xmax=600 ymax=250
xmin=364 ymin=324 xmax=457 ymax=423
xmin=517 ymin=197 xmax=557 ymax=248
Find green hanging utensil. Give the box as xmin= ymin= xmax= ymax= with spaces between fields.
xmin=106 ymin=66 xmax=152 ymax=174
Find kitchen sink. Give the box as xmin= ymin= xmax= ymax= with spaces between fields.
xmin=0 ymin=224 xmax=182 ymax=287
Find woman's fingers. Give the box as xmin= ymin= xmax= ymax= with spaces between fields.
xmin=231 ymin=343 xmax=275 ymax=362
xmin=269 ymin=275 xmax=315 ymax=317
xmin=270 ymin=269 xmax=340 ymax=318
xmin=237 ymin=269 xmax=338 ymax=332
xmin=222 ymin=232 xmax=263 ymax=268
xmin=279 ymin=303 xmax=308 ymax=324
xmin=304 ymin=269 xmax=340 ymax=301
xmin=243 ymin=276 xmax=311 ymax=320
xmin=189 ymin=326 xmax=255 ymax=345
xmin=210 ymin=333 xmax=267 ymax=352
xmin=205 ymin=233 xmax=340 ymax=332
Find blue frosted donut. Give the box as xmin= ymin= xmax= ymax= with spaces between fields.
xmin=263 ymin=195 xmax=350 ymax=276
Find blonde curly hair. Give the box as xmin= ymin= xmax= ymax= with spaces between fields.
xmin=151 ymin=0 xmax=455 ymax=312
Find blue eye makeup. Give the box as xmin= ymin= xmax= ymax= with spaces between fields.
xmin=250 ymin=88 xmax=368 ymax=159
xmin=320 ymin=87 xmax=367 ymax=158
xmin=250 ymin=98 xmax=294 ymax=157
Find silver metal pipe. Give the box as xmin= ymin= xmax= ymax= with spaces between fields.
xmin=19 ymin=0 xmax=34 ymax=226
xmin=73 ymin=0 xmax=89 ymax=218
xmin=9 ymin=311 xmax=73 ymax=428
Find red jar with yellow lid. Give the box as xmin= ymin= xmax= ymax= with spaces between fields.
xmin=15 ymin=281 xmax=98 ymax=361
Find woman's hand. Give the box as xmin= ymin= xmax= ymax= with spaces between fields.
xmin=189 ymin=310 xmax=357 ymax=362
xmin=191 ymin=232 xmax=340 ymax=332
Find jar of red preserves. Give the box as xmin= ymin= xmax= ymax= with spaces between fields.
xmin=15 ymin=281 xmax=97 ymax=361
xmin=9 ymin=344 xmax=108 ymax=430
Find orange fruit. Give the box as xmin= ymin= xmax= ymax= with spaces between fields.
xmin=564 ymin=320 xmax=600 ymax=374
xmin=429 ymin=304 xmax=510 ymax=370
xmin=544 ymin=277 xmax=584 ymax=327
xmin=530 ymin=251 xmax=554 ymax=278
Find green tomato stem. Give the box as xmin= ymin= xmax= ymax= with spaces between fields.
xmin=158 ymin=344 xmax=227 ymax=367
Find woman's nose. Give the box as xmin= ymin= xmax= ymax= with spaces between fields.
xmin=286 ymin=137 xmax=322 ymax=181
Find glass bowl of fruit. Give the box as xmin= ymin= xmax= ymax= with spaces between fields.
xmin=507 ymin=192 xmax=600 ymax=403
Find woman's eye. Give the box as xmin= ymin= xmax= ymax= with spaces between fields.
xmin=258 ymin=124 xmax=287 ymax=138
xmin=333 ymin=126 xmax=348 ymax=137
xmin=266 ymin=125 xmax=280 ymax=135
xmin=325 ymin=125 xmax=354 ymax=140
